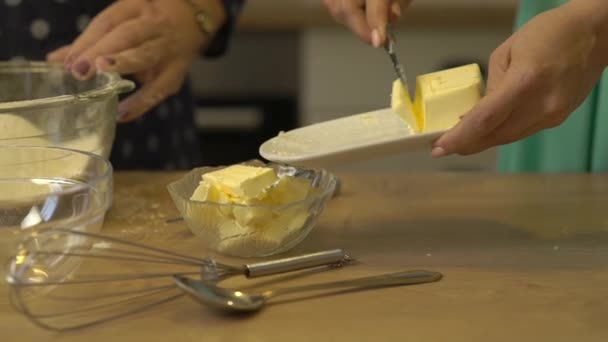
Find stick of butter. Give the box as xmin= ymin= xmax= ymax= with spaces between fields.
xmin=391 ymin=63 xmax=484 ymax=133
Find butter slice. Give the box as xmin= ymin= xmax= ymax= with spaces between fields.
xmin=201 ymin=165 xmax=278 ymax=202
xmin=390 ymin=81 xmax=418 ymax=132
xmin=391 ymin=63 xmax=483 ymax=133
xmin=263 ymin=176 xmax=311 ymax=205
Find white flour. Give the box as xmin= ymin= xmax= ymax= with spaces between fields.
xmin=0 ymin=114 xmax=104 ymax=199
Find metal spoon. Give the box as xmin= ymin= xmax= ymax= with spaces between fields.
xmin=173 ymin=270 xmax=442 ymax=312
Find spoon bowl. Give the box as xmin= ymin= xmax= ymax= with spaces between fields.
xmin=173 ymin=270 xmax=443 ymax=313
xmin=174 ymin=277 xmax=266 ymax=312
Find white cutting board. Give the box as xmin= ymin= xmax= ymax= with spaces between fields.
xmin=259 ymin=108 xmax=444 ymax=167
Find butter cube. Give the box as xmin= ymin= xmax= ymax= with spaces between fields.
xmin=187 ymin=164 xmax=316 ymax=256
xmin=190 ymin=181 xmax=233 ymax=217
xmin=414 ymin=63 xmax=483 ymax=132
xmin=233 ymin=206 xmax=273 ymax=229
xmin=190 ymin=181 xmax=229 ymax=203
xmin=202 ymin=165 xmax=278 ymax=201
xmin=216 ymin=207 xmax=309 ymax=256
xmin=392 ymin=63 xmax=483 ymax=133
xmin=264 ymin=176 xmax=312 ymax=205
xmin=233 ymin=175 xmax=312 ymax=229
xmin=217 ymin=220 xmax=251 ymax=241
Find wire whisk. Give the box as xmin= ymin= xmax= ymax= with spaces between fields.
xmin=6 ymin=228 xmax=351 ymax=331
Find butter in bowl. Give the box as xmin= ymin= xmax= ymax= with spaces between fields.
xmin=167 ymin=161 xmax=337 ymax=258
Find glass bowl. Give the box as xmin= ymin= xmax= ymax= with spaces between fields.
xmin=167 ymin=161 xmax=337 ymax=258
xmin=0 ymin=146 xmax=113 ymax=283
xmin=0 ymin=60 xmax=134 ymax=159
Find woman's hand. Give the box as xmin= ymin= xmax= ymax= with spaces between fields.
xmin=432 ymin=0 xmax=608 ymax=157
xmin=323 ymin=0 xmax=411 ymax=47
xmin=47 ymin=0 xmax=226 ymax=122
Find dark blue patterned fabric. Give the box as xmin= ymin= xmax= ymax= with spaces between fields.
xmin=0 ymin=0 xmax=245 ymax=170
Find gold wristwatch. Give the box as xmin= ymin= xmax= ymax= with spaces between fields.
xmin=183 ymin=0 xmax=215 ymax=36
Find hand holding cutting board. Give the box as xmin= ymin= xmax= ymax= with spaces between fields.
xmin=323 ymin=0 xmax=608 ymax=158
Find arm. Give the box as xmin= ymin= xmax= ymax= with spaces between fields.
xmin=47 ymin=0 xmax=231 ymax=122
xmin=573 ymin=0 xmax=608 ymax=67
xmin=432 ymin=0 xmax=608 ymax=157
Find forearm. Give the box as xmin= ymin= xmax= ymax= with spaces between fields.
xmin=567 ymin=0 xmax=608 ymax=68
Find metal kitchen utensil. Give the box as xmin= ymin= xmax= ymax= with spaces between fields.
xmin=6 ymin=228 xmax=353 ymax=331
xmin=173 ymin=270 xmax=443 ymax=313
xmin=259 ymin=23 xmax=436 ymax=167
xmin=383 ymin=23 xmax=409 ymax=90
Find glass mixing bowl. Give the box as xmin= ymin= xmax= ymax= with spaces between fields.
xmin=0 ymin=146 xmax=113 ymax=284
xmin=167 ymin=161 xmax=337 ymax=258
xmin=0 ymin=60 xmax=134 ymax=159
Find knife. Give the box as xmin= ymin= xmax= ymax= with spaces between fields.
xmin=383 ymin=23 xmax=410 ymax=91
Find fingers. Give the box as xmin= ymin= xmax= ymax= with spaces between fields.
xmin=431 ymin=68 xmax=525 ymax=157
xmin=462 ymin=105 xmax=548 ymax=154
xmin=46 ymin=45 xmax=71 ymax=62
xmin=73 ymin=18 xmax=163 ymax=80
xmin=485 ymin=38 xmax=513 ymax=94
xmin=117 ymin=62 xmax=187 ymax=122
xmin=64 ymin=0 xmax=144 ymax=77
xmin=341 ymin=0 xmax=374 ymax=44
xmin=94 ymin=37 xmax=166 ymax=75
xmin=324 ymin=0 xmax=405 ymax=47
xmin=66 ymin=0 xmax=142 ymax=64
xmin=389 ymin=1 xmax=402 ymax=21
xmin=486 ymin=109 xmax=545 ymax=147
xmin=366 ymin=1 xmax=390 ymax=47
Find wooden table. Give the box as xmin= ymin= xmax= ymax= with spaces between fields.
xmin=2 ymin=172 xmax=608 ymax=342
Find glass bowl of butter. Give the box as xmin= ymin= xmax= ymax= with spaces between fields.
xmin=0 ymin=145 xmax=113 ymax=283
xmin=0 ymin=60 xmax=134 ymax=159
xmin=167 ymin=161 xmax=337 ymax=258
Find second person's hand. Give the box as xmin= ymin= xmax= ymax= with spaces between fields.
xmin=324 ymin=0 xmax=411 ymax=47
xmin=431 ymin=0 xmax=608 ymax=157
xmin=47 ymin=0 xmax=226 ymax=122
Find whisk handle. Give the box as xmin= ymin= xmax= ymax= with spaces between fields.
xmin=246 ymin=249 xmax=351 ymax=278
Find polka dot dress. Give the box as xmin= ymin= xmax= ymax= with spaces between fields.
xmin=0 ymin=0 xmax=203 ymax=170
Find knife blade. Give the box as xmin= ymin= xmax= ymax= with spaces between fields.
xmin=383 ymin=23 xmax=409 ymax=89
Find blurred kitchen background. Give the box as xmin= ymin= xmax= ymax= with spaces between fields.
xmin=190 ymin=0 xmax=517 ymax=172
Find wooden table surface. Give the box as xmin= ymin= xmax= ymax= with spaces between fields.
xmin=2 ymin=172 xmax=608 ymax=342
